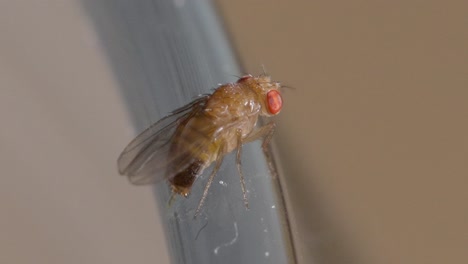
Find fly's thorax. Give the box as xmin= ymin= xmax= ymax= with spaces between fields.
xmin=205 ymin=83 xmax=262 ymax=120
xmin=206 ymin=84 xmax=261 ymax=138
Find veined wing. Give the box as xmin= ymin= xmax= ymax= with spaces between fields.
xmin=117 ymin=95 xmax=208 ymax=185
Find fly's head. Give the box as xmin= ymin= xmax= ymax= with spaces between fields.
xmin=237 ymin=74 xmax=283 ymax=117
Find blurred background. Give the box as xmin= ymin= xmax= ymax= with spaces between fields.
xmin=1 ymin=1 xmax=467 ymax=264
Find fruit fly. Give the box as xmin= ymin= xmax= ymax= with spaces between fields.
xmin=117 ymin=74 xmax=283 ymax=216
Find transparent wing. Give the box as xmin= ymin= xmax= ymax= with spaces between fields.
xmin=117 ymin=95 xmax=209 ymax=185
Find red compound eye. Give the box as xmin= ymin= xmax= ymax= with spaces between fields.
xmin=237 ymin=74 xmax=253 ymax=83
xmin=266 ymin=90 xmax=282 ymax=115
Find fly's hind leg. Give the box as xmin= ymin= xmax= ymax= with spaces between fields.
xmin=236 ymin=129 xmax=249 ymax=209
xmin=194 ymin=143 xmax=225 ymax=218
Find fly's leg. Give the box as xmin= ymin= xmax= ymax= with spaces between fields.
xmin=261 ymin=122 xmax=276 ymax=152
xmin=243 ymin=122 xmax=276 ymax=148
xmin=194 ymin=143 xmax=225 ymax=218
xmin=167 ymin=192 xmax=176 ymax=208
xmin=236 ymin=129 xmax=249 ymax=209
xmin=243 ymin=122 xmax=277 ymax=178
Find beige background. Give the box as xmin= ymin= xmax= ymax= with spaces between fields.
xmin=0 ymin=1 xmax=467 ymax=264
xmin=0 ymin=2 xmax=169 ymax=264
xmin=218 ymin=1 xmax=468 ymax=263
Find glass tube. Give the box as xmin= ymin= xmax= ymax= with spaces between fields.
xmin=83 ymin=1 xmax=297 ymax=263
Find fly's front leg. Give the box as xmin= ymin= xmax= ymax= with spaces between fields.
xmin=243 ymin=122 xmax=276 ymax=149
xmin=234 ymin=122 xmax=276 ymax=211
xmin=194 ymin=142 xmax=226 ymax=218
xmin=236 ymin=129 xmax=249 ymax=209
xmin=244 ymin=121 xmax=277 ymax=177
